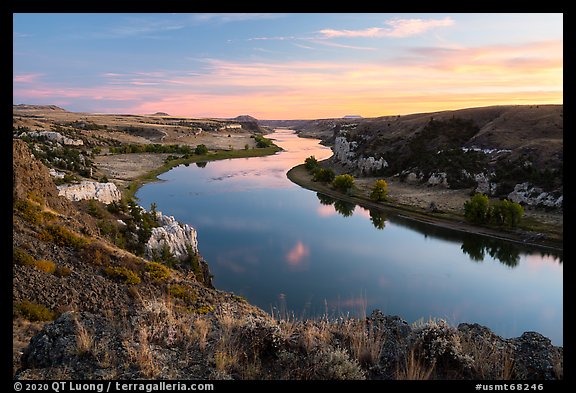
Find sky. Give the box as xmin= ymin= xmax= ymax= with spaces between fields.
xmin=13 ymin=13 xmax=563 ymax=119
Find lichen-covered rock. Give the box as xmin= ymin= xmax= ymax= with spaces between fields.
xmin=509 ymin=332 xmax=563 ymax=380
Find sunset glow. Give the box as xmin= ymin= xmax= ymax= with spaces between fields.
xmin=13 ymin=13 xmax=562 ymax=119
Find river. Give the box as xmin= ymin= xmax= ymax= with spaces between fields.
xmin=135 ymin=129 xmax=563 ymax=345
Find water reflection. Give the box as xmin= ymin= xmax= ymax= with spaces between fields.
xmin=285 ymin=240 xmax=310 ymax=270
xmin=369 ymin=209 xmax=387 ymax=230
xmin=314 ymin=193 xmax=561 ymax=268
xmin=461 ymin=237 xmax=520 ymax=267
xmin=316 ymin=193 xmax=335 ymax=206
xmin=196 ymin=161 xmax=208 ymax=168
xmin=136 ymin=129 xmax=563 ymax=345
xmin=334 ymin=200 xmax=356 ymax=217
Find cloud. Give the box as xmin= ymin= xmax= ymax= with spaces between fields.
xmin=13 ymin=73 xmax=43 ymax=83
xmin=308 ymin=39 xmax=376 ymax=51
xmin=191 ymin=13 xmax=287 ymax=24
xmin=13 ymin=39 xmax=562 ymax=119
xmin=286 ymin=241 xmax=310 ymax=267
xmin=318 ymin=17 xmax=454 ymax=39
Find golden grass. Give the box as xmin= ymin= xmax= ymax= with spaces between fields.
xmin=396 ymin=348 xmax=435 ymax=380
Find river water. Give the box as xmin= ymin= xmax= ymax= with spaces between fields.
xmin=136 ymin=129 xmax=563 ymax=345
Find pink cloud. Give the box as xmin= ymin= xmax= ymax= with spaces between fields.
xmin=13 ymin=38 xmax=562 ymax=119
xmin=13 ymin=73 xmax=43 ymax=83
xmin=317 ymin=204 xmax=337 ymax=218
xmin=286 ymin=241 xmax=310 ymax=267
xmin=319 ymin=17 xmax=454 ymax=39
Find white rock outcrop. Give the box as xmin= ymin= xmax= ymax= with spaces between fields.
xmin=23 ymin=130 xmax=83 ymax=146
xmin=57 ymin=181 xmax=122 ymax=204
xmin=508 ymin=183 xmax=563 ymax=208
xmin=474 ymin=173 xmax=497 ymax=195
xmin=145 ymin=212 xmax=198 ymax=261
xmin=333 ymin=136 xmax=388 ymax=175
xmin=427 ymin=172 xmax=448 ymax=187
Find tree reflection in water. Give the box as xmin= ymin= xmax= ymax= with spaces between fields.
xmin=334 ymin=200 xmax=355 ymax=217
xmin=369 ymin=209 xmax=387 ymax=230
xmin=315 ymin=192 xmax=562 ymax=269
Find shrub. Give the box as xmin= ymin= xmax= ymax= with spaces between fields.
xmin=103 ymin=266 xmax=141 ymax=285
xmin=169 ymin=284 xmax=197 ymax=304
xmin=13 ymin=199 xmax=44 ymax=224
xmin=55 ymin=265 xmax=73 ymax=277
xmin=195 ymin=144 xmax=208 ymax=155
xmin=464 ymin=194 xmax=490 ymax=224
xmin=38 ymin=224 xmax=88 ymax=249
xmin=304 ymin=156 xmax=319 ymax=172
xmin=146 ymin=262 xmax=171 ymax=282
xmin=191 ymin=304 xmax=215 ymax=315
xmin=13 ymin=247 xmax=36 ymax=266
xmin=313 ymin=168 xmax=335 ymax=183
xmin=33 ymin=259 xmax=57 ymax=274
xmin=14 ymin=300 xmax=56 ymax=321
xmin=333 ymin=174 xmax=355 ymax=193
xmin=370 ymin=179 xmax=389 ymax=202
xmin=81 ymin=243 xmax=111 ymax=266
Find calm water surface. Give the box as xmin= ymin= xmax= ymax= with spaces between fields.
xmin=136 ymin=129 xmax=563 ymax=345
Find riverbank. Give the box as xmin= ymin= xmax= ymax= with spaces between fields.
xmin=286 ymin=164 xmax=563 ymax=251
xmin=93 ymin=145 xmax=282 ymax=202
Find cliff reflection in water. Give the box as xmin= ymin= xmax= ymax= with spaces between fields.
xmin=315 ymin=192 xmax=562 ymax=268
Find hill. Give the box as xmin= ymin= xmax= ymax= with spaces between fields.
xmin=291 ymin=105 xmax=562 ymax=204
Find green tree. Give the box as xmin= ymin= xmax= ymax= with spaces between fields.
xmin=195 ymin=144 xmax=208 ymax=155
xmin=332 ymin=174 xmax=355 ymax=193
xmin=463 ymin=193 xmax=490 ymax=224
xmin=370 ymin=179 xmax=389 ymax=202
xmin=313 ymin=168 xmax=335 ymax=183
xmin=490 ymin=199 xmax=524 ymax=228
xmin=304 ymin=156 xmax=319 ymax=172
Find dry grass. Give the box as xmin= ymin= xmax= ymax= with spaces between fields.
xmin=396 ymin=348 xmax=435 ymax=380
xmin=339 ymin=318 xmax=385 ymax=367
xmin=193 ymin=317 xmax=210 ymax=352
xmin=126 ymin=326 xmax=159 ymax=378
xmin=460 ymin=332 xmax=516 ymax=380
xmin=74 ymin=319 xmax=93 ymax=356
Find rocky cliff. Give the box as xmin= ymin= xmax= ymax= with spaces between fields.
xmin=145 ymin=210 xmax=199 ymax=260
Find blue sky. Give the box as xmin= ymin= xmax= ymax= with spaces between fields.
xmin=13 ymin=13 xmax=563 ymax=119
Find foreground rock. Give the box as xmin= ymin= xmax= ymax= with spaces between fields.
xmin=15 ymin=310 xmax=562 ymax=380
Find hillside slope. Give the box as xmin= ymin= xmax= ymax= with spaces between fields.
xmin=290 ymin=105 xmax=562 ymax=206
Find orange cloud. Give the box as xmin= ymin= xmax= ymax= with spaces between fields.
xmin=14 ymin=39 xmax=562 ymax=119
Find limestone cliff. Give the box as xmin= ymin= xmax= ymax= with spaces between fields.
xmin=57 ymin=181 xmax=122 ymax=205
xmin=145 ymin=211 xmax=199 ymax=260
